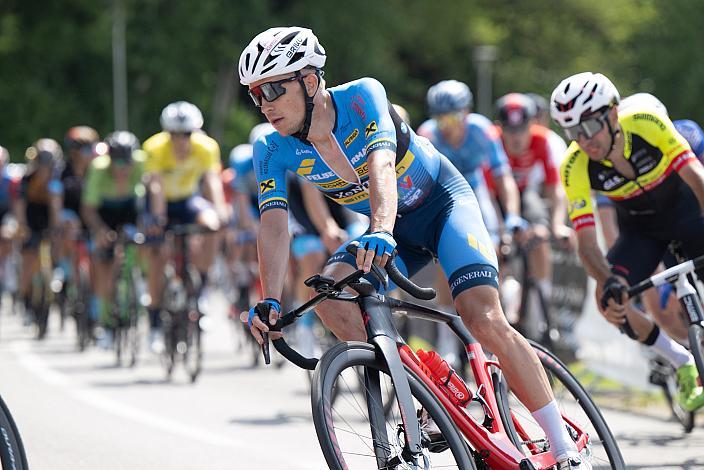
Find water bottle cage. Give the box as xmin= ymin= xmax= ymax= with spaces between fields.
xmin=471 ymin=384 xmax=495 ymax=429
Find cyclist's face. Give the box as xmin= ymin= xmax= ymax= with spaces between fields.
xmin=435 ymin=111 xmax=467 ymax=142
xmin=170 ymin=132 xmax=192 ymax=158
xmin=577 ymin=109 xmax=618 ymax=161
xmin=250 ymin=73 xmax=306 ymax=136
xmin=501 ymin=126 xmax=531 ymax=155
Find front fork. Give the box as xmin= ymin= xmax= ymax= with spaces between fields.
xmin=360 ymin=295 xmax=425 ymax=465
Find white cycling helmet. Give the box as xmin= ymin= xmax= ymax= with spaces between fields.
xmin=238 ymin=27 xmax=326 ymax=86
xmin=248 ymin=122 xmax=276 ymax=145
xmin=160 ymin=101 xmax=204 ymax=133
xmin=619 ymin=93 xmax=668 ymax=117
xmin=550 ymin=72 xmax=620 ymax=127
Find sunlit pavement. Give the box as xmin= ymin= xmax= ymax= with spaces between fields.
xmin=0 ymin=292 xmax=703 ymax=469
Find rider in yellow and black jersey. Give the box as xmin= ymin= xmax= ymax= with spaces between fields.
xmin=561 ymin=107 xmax=695 ymax=231
xmin=551 ymin=72 xmax=704 ymax=412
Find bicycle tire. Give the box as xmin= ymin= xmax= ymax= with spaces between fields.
xmin=495 ymin=341 xmax=625 ymax=469
xmin=687 ymin=323 xmax=704 ymax=387
xmin=0 ymin=394 xmax=29 ymax=470
xmin=312 ymin=341 xmax=476 ymax=470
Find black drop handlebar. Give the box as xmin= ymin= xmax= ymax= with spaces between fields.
xmin=255 ymin=242 xmax=437 ymax=369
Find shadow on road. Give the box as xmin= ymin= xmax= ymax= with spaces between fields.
xmin=228 ymin=412 xmax=311 ymax=426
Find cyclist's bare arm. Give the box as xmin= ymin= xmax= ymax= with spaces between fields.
xmin=678 ymin=159 xmax=704 ymax=211
xmin=249 ymin=207 xmax=290 ymax=341
xmin=144 ymin=172 xmax=166 ymax=217
xmin=49 ymin=192 xmax=62 ymax=229
xmin=358 ymin=149 xmax=397 ymax=270
xmin=81 ymin=204 xmax=108 ymax=234
xmin=300 ymin=179 xmax=346 ymax=252
xmin=545 ymin=183 xmax=573 ymax=240
xmin=13 ymin=198 xmax=27 ymax=229
xmin=576 ymin=226 xmax=612 ymax=286
xmin=202 ymin=169 xmax=229 ymax=220
xmin=235 ymin=193 xmax=257 ymax=231
xmin=493 ymin=171 xmax=521 ymax=219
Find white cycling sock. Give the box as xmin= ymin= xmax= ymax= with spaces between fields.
xmin=652 ymin=328 xmax=692 ymax=369
xmin=531 ymin=400 xmax=577 ymax=459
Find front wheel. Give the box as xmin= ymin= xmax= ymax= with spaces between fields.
xmin=494 ymin=340 xmax=625 ymax=469
xmin=312 ymin=341 xmax=476 ymax=470
xmin=0 ymin=394 xmax=29 ymax=470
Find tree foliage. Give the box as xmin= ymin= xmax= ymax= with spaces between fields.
xmin=0 ymin=0 xmax=699 ymax=160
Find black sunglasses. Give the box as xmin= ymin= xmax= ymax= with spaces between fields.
xmin=248 ymin=75 xmax=300 ymax=107
xmin=563 ymin=112 xmax=609 ymax=141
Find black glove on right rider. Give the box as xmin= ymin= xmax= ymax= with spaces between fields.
xmin=599 ymin=275 xmax=627 ymax=310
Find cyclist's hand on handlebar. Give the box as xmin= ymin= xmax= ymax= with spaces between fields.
xmin=551 ymin=223 xmax=576 ymax=250
xmin=598 ymin=275 xmax=628 ymax=326
xmin=243 ymin=298 xmax=283 ymax=345
xmin=355 ymin=231 xmax=396 ymax=273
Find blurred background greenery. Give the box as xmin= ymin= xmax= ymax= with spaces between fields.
xmin=1 ymin=0 xmax=702 ymax=160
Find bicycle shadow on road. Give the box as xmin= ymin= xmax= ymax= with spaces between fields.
xmin=228 ymin=412 xmax=312 ymax=427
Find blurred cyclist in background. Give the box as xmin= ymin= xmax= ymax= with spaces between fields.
xmin=14 ymin=139 xmax=64 ymax=329
xmin=82 ymin=131 xmax=145 ymax=346
xmin=143 ymin=101 xmax=227 ymax=352
xmin=494 ymin=93 xmax=574 ymax=328
xmin=417 ymin=80 xmax=524 ymax=364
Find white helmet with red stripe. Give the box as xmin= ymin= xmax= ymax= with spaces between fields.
xmin=238 ymin=27 xmax=326 ymax=86
xmin=550 ymin=72 xmax=620 ymax=127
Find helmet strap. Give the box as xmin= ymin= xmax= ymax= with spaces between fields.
xmin=602 ymin=107 xmax=621 ymax=160
xmin=291 ymin=70 xmax=322 ymax=145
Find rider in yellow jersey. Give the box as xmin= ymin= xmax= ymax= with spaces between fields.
xmin=551 ymin=72 xmax=704 ymax=411
xmin=142 ymin=101 xmax=228 ymax=352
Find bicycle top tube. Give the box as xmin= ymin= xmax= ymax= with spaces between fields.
xmin=629 ymin=253 xmax=704 ymax=297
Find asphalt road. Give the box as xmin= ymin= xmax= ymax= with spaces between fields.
xmin=1 ymin=292 xmax=703 ymax=470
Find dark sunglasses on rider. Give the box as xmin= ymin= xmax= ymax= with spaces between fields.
xmin=248 ymin=75 xmax=300 ymax=107
xmin=563 ymin=112 xmax=609 ymax=141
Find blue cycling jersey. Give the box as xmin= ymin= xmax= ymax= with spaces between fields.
xmin=674 ymin=119 xmax=704 ymax=161
xmin=253 ymin=78 xmax=441 ymax=217
xmin=252 ymin=77 xmax=499 ymax=298
xmin=417 ymin=114 xmax=510 ymax=189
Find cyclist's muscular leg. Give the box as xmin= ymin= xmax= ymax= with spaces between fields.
xmin=455 ymin=285 xmax=553 ymax=411
xmin=314 ymin=262 xmax=366 ymax=342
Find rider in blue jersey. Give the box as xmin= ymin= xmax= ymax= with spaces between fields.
xmin=417 ymin=80 xmax=524 ymax=243
xmin=239 ymin=27 xmax=589 ymax=468
xmin=674 ymin=119 xmax=704 ymax=162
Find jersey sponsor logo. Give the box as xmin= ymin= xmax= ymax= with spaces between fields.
xmin=259 ymin=178 xmax=276 ymax=194
xmin=305 ymin=170 xmax=336 ymax=182
xmin=344 ymin=129 xmax=359 ymax=147
xmin=295 ymin=148 xmax=313 ymax=156
xmin=602 ymin=175 xmax=625 ymax=191
xmin=399 ymin=175 xmax=413 ymax=190
xmin=366 ymin=140 xmax=395 ymax=154
xmin=352 ymin=95 xmax=366 ymax=120
xmin=328 ymin=180 xmax=370 ymax=205
xmin=449 ymin=269 xmax=498 ymax=292
xmin=570 ymin=198 xmax=587 ymax=211
xmin=296 ymin=158 xmax=316 ymax=176
xmin=365 ymin=121 xmax=378 ymax=139
xmin=632 ymin=113 xmax=666 ymax=131
xmin=260 ymin=198 xmax=288 ymax=212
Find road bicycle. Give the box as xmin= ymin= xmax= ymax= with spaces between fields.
xmin=159 ymin=224 xmax=210 ymax=382
xmin=0 ymin=393 xmax=28 ymax=470
xmin=106 ymin=225 xmax=146 ymax=367
xmin=256 ymin=245 xmax=624 ymax=469
xmin=625 ymin=247 xmax=704 ymax=432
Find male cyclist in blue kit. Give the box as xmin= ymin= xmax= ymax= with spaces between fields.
xmin=417 ymin=80 xmax=524 ymax=244
xmin=239 ymin=27 xmax=590 ymax=468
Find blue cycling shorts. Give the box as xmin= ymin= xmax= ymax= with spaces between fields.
xmin=327 ymin=156 xmax=498 ymax=299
